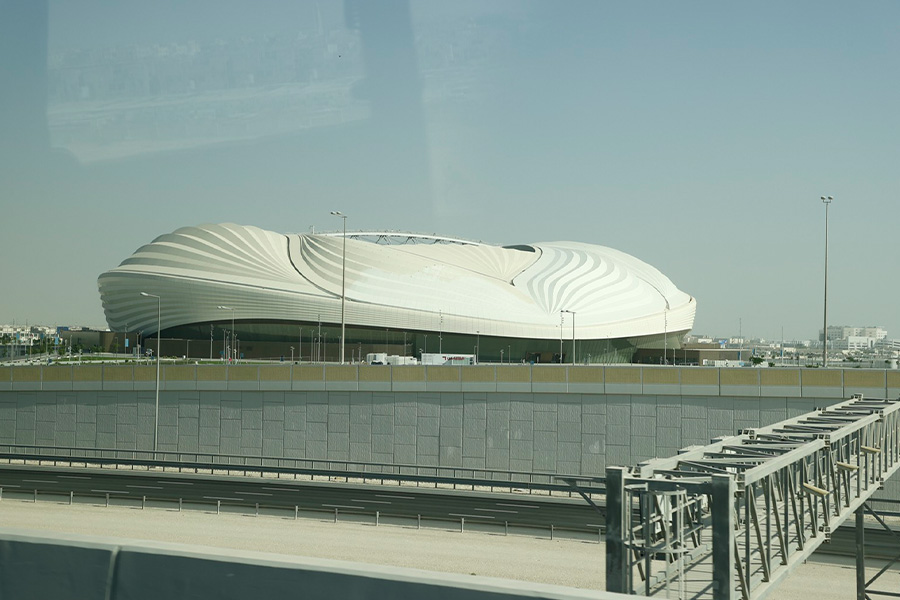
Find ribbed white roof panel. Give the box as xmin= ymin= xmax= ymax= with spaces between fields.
xmin=99 ymin=223 xmax=696 ymax=339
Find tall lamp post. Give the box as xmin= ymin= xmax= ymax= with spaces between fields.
xmin=663 ymin=300 xmax=670 ymax=365
xmin=562 ymin=310 xmax=576 ymax=365
xmin=819 ymin=195 xmax=833 ymax=368
xmin=330 ymin=211 xmax=348 ymax=364
xmin=559 ymin=311 xmax=564 ymax=363
xmin=645 ymin=283 xmax=671 ymax=366
xmin=217 ymin=306 xmax=235 ymax=363
xmin=476 ymin=330 xmax=480 ymax=363
xmin=140 ymin=292 xmax=161 ymax=453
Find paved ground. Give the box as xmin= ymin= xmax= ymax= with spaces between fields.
xmin=0 ymin=497 xmax=896 ymax=598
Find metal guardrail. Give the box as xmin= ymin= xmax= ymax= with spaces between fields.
xmin=605 ymin=394 xmax=900 ymax=599
xmin=0 ymin=443 xmax=605 ymax=497
xmin=0 ymin=484 xmax=604 ymax=542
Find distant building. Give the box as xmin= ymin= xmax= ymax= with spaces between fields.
xmin=822 ymin=325 xmax=888 ymax=352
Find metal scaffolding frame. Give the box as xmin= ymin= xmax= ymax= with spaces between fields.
xmin=854 ymin=498 xmax=900 ymax=600
xmin=605 ymin=394 xmax=900 ymax=599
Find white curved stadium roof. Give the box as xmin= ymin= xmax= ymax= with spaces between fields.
xmin=98 ymin=223 xmax=695 ymax=340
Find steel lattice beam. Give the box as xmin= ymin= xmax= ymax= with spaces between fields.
xmin=606 ymin=394 xmax=900 ymax=600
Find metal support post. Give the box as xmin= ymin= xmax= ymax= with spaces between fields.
xmin=855 ymin=506 xmax=865 ymax=600
xmin=711 ymin=474 xmax=737 ymax=600
xmin=605 ymin=467 xmax=628 ymax=594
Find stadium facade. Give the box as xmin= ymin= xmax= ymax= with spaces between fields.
xmin=97 ymin=224 xmax=695 ymax=363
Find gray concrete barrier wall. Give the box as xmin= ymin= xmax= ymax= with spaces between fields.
xmin=0 ymin=389 xmax=871 ymax=473
xmin=0 ymin=528 xmax=617 ymax=600
xmin=0 ymin=365 xmax=897 ymax=499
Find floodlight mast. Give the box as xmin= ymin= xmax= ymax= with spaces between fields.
xmin=330 ymin=211 xmax=348 ymax=364
xmin=140 ymin=292 xmax=161 ymax=452
xmin=819 ymin=195 xmax=833 ymax=368
xmin=217 ymin=306 xmax=235 ymax=362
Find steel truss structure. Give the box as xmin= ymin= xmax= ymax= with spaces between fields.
xmin=854 ymin=498 xmax=900 ymax=600
xmin=605 ymin=394 xmax=900 ymax=599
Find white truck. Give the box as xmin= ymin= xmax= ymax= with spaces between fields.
xmin=366 ymin=352 xmax=388 ymax=365
xmin=419 ymin=353 xmax=476 ymax=366
xmin=365 ymin=353 xmax=419 ymax=366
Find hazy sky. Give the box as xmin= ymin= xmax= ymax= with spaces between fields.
xmin=2 ymin=1 xmax=898 ymax=342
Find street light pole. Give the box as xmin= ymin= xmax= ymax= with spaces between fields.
xmin=476 ymin=330 xmax=480 ymax=363
xmin=559 ymin=311 xmax=564 ymax=363
xmin=140 ymin=292 xmax=161 ymax=453
xmin=217 ymin=306 xmax=235 ymax=363
xmin=331 ymin=211 xmax=348 ymax=364
xmin=645 ymin=282 xmax=671 ymax=366
xmin=562 ymin=310 xmax=576 ymax=365
xmin=561 ymin=310 xmax=576 ymax=365
xmin=663 ymin=301 xmax=670 ymax=365
xmin=820 ymin=196 xmax=833 ymax=368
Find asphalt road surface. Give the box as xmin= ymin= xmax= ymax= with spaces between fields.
xmin=0 ymin=464 xmax=602 ymax=533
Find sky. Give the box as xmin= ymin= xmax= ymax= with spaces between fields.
xmin=2 ymin=0 xmax=898 ymax=342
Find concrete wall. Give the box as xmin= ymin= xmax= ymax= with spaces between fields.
xmin=0 ymin=528 xmax=619 ymax=600
xmin=1 ymin=365 xmax=897 ymax=498
xmin=0 ymin=389 xmax=870 ymax=473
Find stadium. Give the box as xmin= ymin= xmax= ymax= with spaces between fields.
xmin=97 ymin=223 xmax=695 ymax=363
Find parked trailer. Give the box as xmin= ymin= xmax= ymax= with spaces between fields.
xmin=420 ymin=353 xmax=476 ymax=366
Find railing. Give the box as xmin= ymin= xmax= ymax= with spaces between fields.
xmin=605 ymin=394 xmax=900 ymax=599
xmin=0 ymin=487 xmax=603 ymax=542
xmin=0 ymin=443 xmax=604 ymax=498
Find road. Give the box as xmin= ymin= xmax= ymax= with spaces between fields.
xmin=1 ymin=463 xmax=892 ymax=558
xmin=0 ymin=464 xmax=602 ymax=534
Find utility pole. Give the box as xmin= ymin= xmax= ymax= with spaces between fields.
xmin=819 ymin=195 xmax=833 ymax=368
